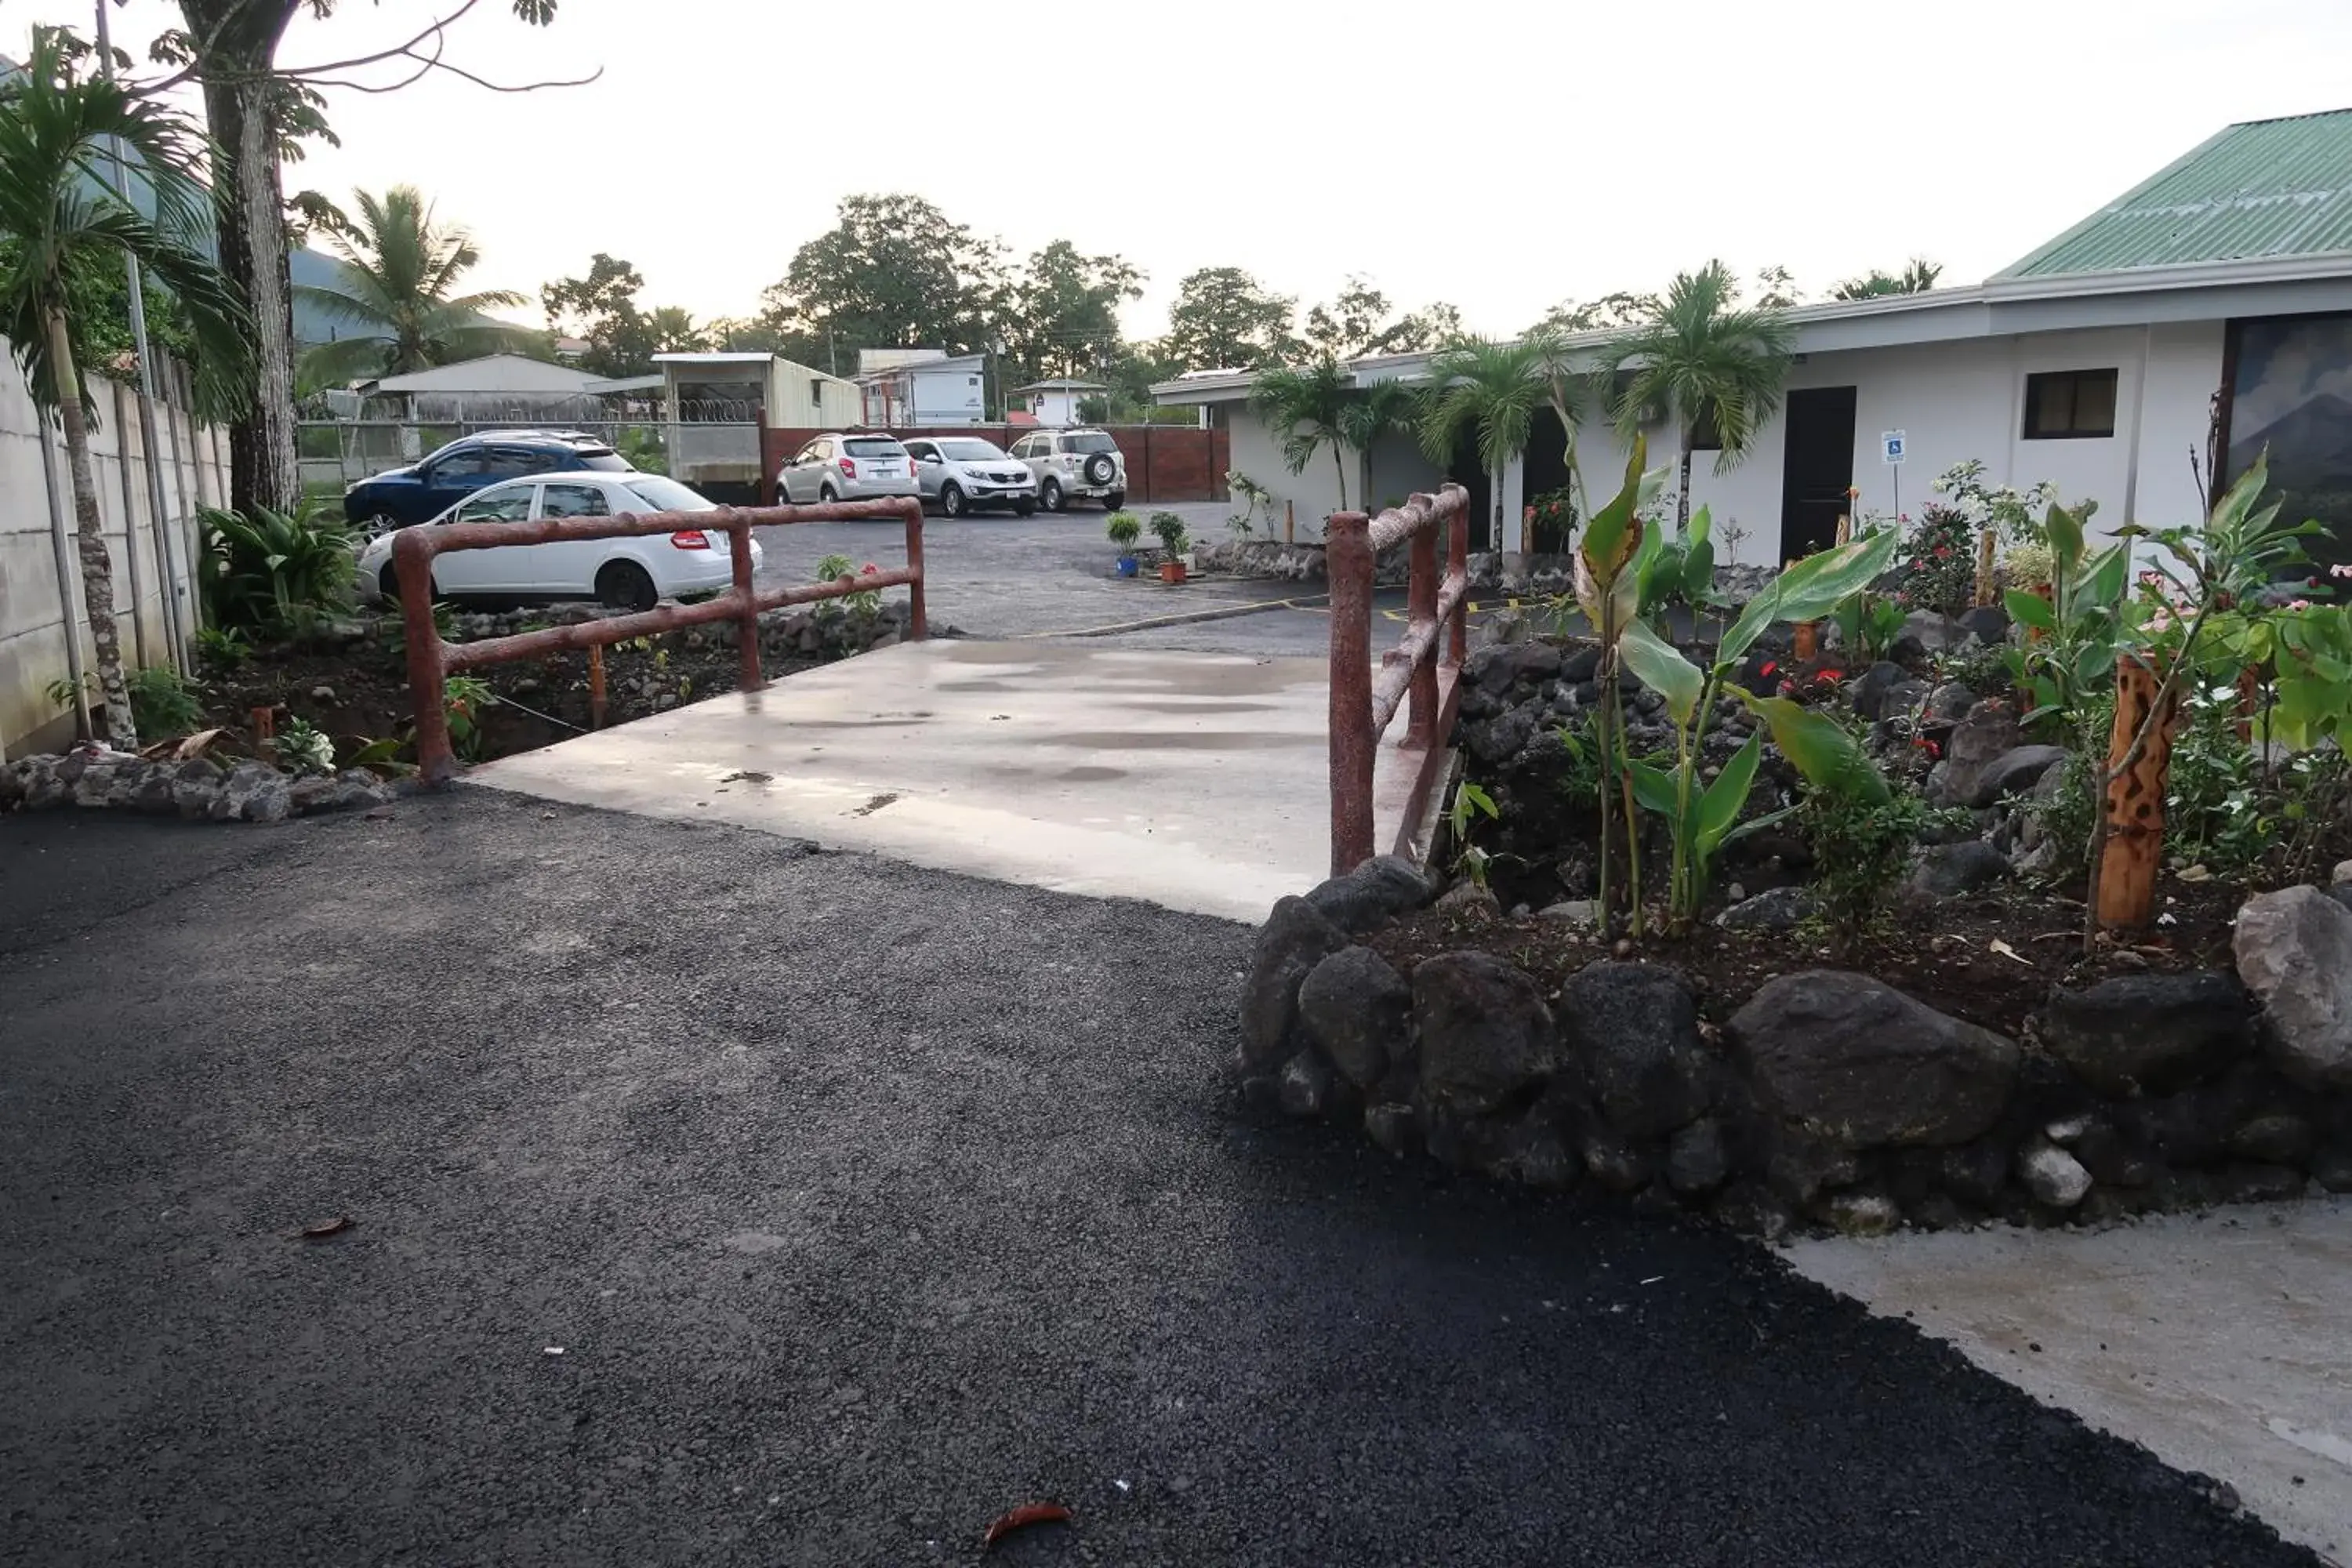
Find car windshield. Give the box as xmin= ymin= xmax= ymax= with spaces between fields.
xmin=939 ymin=439 xmax=1006 ymax=461
xmin=844 ymin=437 xmax=907 ymax=458
xmin=1066 ymin=433 xmax=1118 ymax=454
xmin=579 ymin=450 xmax=631 ymax=471
xmin=622 ymin=476 xmax=717 ymax=512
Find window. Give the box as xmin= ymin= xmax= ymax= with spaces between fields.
xmin=454 ymin=485 xmax=532 ymax=523
xmin=844 ymin=437 xmax=907 ymax=458
xmin=624 ymin=476 xmax=717 ymax=512
xmin=433 ymin=450 xmax=492 ymax=480
xmin=482 ymin=447 xmax=550 ymax=479
xmin=1066 ymin=431 xmax=1118 ymax=453
xmin=540 ymin=484 xmax=612 ymax=519
xmin=809 ymin=378 xmax=824 ymax=411
xmin=2024 ymin=369 xmax=2118 ymax=439
xmin=904 ymin=441 xmax=935 ymax=462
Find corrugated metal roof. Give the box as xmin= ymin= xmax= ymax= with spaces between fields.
xmin=2001 ymin=109 xmax=2352 ymax=278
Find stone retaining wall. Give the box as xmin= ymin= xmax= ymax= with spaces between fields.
xmin=1240 ymin=860 xmax=2352 ymax=1237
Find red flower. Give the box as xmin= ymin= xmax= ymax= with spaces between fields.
xmin=1933 ymin=545 xmax=1951 ymax=558
xmin=1817 ymin=668 xmax=1846 ymax=683
xmin=1759 ymin=659 xmax=1778 ymax=677
xmin=859 ymin=561 xmax=881 ymax=575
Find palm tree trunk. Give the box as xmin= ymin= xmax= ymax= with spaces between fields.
xmin=1331 ymin=441 xmax=1348 ymax=514
xmin=1677 ymin=433 xmax=1693 ymax=534
xmin=198 ymin=50 xmax=301 ymax=514
xmin=1490 ymin=465 xmax=1504 ymax=554
xmin=47 ymin=310 xmax=137 ymax=750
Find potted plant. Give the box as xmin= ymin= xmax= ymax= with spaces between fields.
xmin=1150 ymin=511 xmax=1191 ymax=584
xmin=1106 ymin=511 xmax=1142 ymax=578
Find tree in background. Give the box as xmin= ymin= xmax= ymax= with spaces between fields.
xmin=1001 ymin=238 xmax=1142 ymax=387
xmin=542 ymin=253 xmax=706 ymax=376
xmin=1530 ymin=289 xmax=1660 ymax=336
xmin=1593 ymin=260 xmax=1793 ymax=530
xmin=153 ymin=0 xmax=579 ymax=514
xmin=755 ymin=194 xmax=1002 ymax=374
xmin=1833 ymin=258 xmax=1942 ymax=300
xmin=1160 ymin=267 xmax=1297 ymax=372
xmin=0 ymin=31 xmax=248 ymax=748
xmin=1301 ymin=278 xmax=1459 ymax=361
xmin=295 ymin=185 xmax=532 ymax=383
xmin=1752 ymin=263 xmax=1802 ymax=309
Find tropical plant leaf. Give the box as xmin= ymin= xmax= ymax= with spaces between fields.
xmin=2005 ymin=587 xmax=2057 ymax=632
xmin=1577 ymin=432 xmax=1649 ymax=588
xmin=1719 ymin=529 xmax=1900 ymax=663
xmin=1736 ymin=693 xmax=1889 ymax=805
xmin=1624 ymin=757 xmax=1681 ymax=818
xmin=1695 ymin=731 xmax=1762 ymax=853
xmin=1619 ymin=617 xmax=1704 ymax=726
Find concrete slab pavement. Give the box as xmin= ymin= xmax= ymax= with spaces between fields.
xmin=468 ymin=638 xmax=1437 ymax=921
xmin=1788 ymin=1200 xmax=2352 ymax=1565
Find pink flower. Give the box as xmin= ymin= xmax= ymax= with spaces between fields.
xmin=2332 ymin=563 xmax=2352 ymax=579
xmin=2289 ymin=598 xmax=2312 ymax=612
xmin=2148 ymin=611 xmax=2173 ymax=635
xmin=860 ymin=561 xmax=881 ymax=575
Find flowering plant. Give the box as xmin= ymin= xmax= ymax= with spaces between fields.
xmin=1931 ymin=459 xmax=2056 ymax=543
xmin=1893 ymin=502 xmax=1979 ymax=619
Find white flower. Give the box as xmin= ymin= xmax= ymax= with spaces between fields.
xmin=2156 ymin=911 xmax=2178 ymax=927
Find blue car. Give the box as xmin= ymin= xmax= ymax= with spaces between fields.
xmin=342 ymin=430 xmax=633 ymax=532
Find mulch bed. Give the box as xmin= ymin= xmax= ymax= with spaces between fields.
xmin=1370 ymin=875 xmax=2250 ymax=1040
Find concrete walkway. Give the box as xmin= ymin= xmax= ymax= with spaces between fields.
xmin=469 ymin=639 xmax=1435 ymax=921
xmin=1789 ymin=1201 xmax=2352 ymax=1565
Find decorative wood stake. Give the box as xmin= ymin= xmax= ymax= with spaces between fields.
xmin=2095 ymin=652 xmax=2183 ymax=929
xmin=1975 ymin=525 xmax=1998 ymax=608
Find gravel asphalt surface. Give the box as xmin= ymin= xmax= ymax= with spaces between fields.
xmin=0 ymin=797 xmax=2318 ymax=1567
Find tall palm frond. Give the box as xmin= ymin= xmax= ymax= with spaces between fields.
xmin=0 ymin=31 xmax=249 ymax=417
xmin=296 ymin=183 xmax=531 ymax=381
xmin=1591 ymin=260 xmax=1792 ymax=527
xmin=1250 ymin=354 xmax=1356 ymax=511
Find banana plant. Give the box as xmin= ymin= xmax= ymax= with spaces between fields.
xmin=1616 ymin=526 xmax=1900 ymax=927
xmin=1635 ymin=504 xmax=1718 ymax=618
xmin=2000 ymin=499 xmax=2125 ymax=725
xmin=1574 ymin=434 xmax=1665 ymax=935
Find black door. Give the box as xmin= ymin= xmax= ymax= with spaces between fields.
xmin=1780 ymin=386 xmax=1857 ymax=560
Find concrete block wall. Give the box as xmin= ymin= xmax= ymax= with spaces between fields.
xmin=0 ymin=344 xmax=227 ymax=760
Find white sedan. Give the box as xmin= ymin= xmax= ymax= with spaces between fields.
xmin=356 ymin=472 xmax=759 ymax=613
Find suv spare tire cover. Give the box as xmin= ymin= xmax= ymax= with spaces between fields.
xmin=1083 ymin=452 xmax=1116 ymax=486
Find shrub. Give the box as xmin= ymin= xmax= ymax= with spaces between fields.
xmin=1889 ymin=502 xmax=1977 ymax=621
xmin=1799 ymin=784 xmax=1951 ymax=955
xmin=1149 ymin=511 xmax=1190 ymax=557
xmin=272 ymin=716 xmax=336 ymax=775
xmin=1106 ymin=511 xmax=1142 ymax=550
xmin=200 ymin=499 xmax=356 ymax=638
xmin=126 ymin=666 xmax=205 ymax=738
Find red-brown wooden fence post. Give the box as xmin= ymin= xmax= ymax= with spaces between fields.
xmin=728 ymin=510 xmax=764 ymax=692
xmin=393 ymin=527 xmax=457 ymax=786
xmin=1446 ymin=489 xmax=1468 ymax=670
xmin=1327 ymin=510 xmax=1376 ymax=877
xmin=902 ymin=500 xmax=928 ymax=640
xmin=1405 ymin=499 xmax=1439 ymax=750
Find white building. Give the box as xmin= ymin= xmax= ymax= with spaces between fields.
xmin=854 ymin=349 xmax=987 ymax=426
xmin=648 ymin=351 xmax=859 ymax=499
xmin=1011 ymin=377 xmax=1107 ymax=426
xmin=1161 ymin=108 xmax=2352 ymax=570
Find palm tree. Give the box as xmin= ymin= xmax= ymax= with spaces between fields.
xmin=1831 ymin=257 xmax=1942 ymax=301
xmin=0 ymin=31 xmax=248 ymax=750
xmin=1337 ymin=377 xmax=1418 ymax=514
xmin=1250 ymin=354 xmax=1355 ymax=513
xmin=296 ymin=186 xmax=532 ymax=383
xmin=1417 ymin=334 xmax=1581 ymax=551
xmin=1595 ymin=260 xmax=1793 ymax=531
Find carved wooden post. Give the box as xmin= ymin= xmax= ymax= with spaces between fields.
xmin=1974 ymin=526 xmax=1998 ymax=608
xmin=2234 ymin=664 xmax=2261 ymax=744
xmin=1835 ymin=514 xmax=1852 ymax=546
xmin=2096 ymin=652 xmax=2183 ymax=929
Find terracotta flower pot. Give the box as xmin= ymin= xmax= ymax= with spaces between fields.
xmin=1160 ymin=561 xmax=1188 ymax=585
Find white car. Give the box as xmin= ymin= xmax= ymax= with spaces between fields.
xmin=1009 ymin=428 xmax=1127 ymax=512
xmin=355 ymin=472 xmax=759 ymax=613
xmin=902 ymin=436 xmax=1039 ymax=517
xmin=775 ymin=432 xmax=920 ymax=504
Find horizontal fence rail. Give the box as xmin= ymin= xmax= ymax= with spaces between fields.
xmin=1325 ymin=484 xmax=1472 ymax=877
xmin=392 ymin=497 xmax=925 ymax=784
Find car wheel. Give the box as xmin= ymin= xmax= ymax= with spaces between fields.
xmin=379 ymin=564 xmax=404 ymax=604
xmin=1040 ymin=478 xmax=1065 ymax=513
xmin=1103 ymin=490 xmax=1126 ymax=511
xmin=940 ymin=483 xmax=967 ymax=518
xmin=597 ymin=559 xmax=659 ymax=614
xmin=1013 ymin=498 xmax=1037 ymax=517
xmin=818 ymin=483 xmax=839 ymax=505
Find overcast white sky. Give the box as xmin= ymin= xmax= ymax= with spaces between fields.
xmin=16 ymin=0 xmax=2352 ymax=338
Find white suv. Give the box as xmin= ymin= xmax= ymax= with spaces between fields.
xmin=1011 ymin=428 xmax=1127 ymax=512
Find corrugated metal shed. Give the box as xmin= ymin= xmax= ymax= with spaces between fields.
xmin=2001 ymin=108 xmax=2352 ymax=278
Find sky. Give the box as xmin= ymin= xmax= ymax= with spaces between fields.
xmin=15 ymin=0 xmax=2352 ymax=341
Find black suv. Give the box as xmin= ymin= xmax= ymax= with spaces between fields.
xmin=342 ymin=430 xmax=633 ymax=532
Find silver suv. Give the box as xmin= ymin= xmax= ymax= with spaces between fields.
xmin=903 ymin=436 xmax=1039 ymax=517
xmin=1011 ymin=428 xmax=1127 ymax=512
xmin=776 ymin=433 xmax=919 ymax=504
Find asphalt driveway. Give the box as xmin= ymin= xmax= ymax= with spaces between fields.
xmin=0 ymin=797 xmax=2315 ymax=1566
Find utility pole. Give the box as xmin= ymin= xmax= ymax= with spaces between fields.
xmin=95 ymin=0 xmax=187 ymax=673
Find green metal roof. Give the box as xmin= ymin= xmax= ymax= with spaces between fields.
xmin=1999 ymin=109 xmax=2352 ymax=278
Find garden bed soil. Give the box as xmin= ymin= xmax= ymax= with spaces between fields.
xmin=1370 ymin=877 xmax=2249 ymax=1041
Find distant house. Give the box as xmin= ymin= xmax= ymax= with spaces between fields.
xmin=651 ymin=351 xmax=859 ymax=499
xmin=1011 ymin=377 xmax=1107 ymax=425
xmin=1166 ymin=107 xmax=2352 ymax=571
xmin=854 ymin=349 xmax=988 ymax=426
xmin=355 ymin=354 xmax=609 ymax=422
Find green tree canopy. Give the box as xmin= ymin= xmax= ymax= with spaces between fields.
xmin=1302 ymin=278 xmax=1460 ymax=361
xmin=296 ymin=185 xmax=533 ymax=383
xmin=755 ymin=193 xmax=1002 ymax=373
xmin=1832 ymin=258 xmax=1942 ymax=300
xmin=540 ymin=253 xmax=703 ymax=376
xmin=1160 ymin=266 xmax=1296 ymax=372
xmin=1002 ymin=238 xmax=1142 ymax=386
